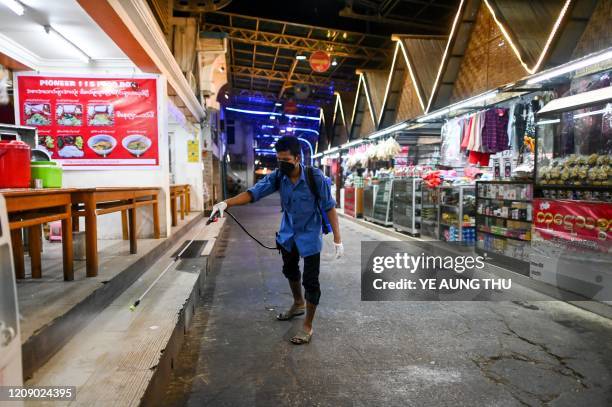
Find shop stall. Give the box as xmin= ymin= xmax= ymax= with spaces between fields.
xmin=475 ymin=181 xmax=533 ymax=274
xmin=530 ymin=69 xmax=612 ymax=300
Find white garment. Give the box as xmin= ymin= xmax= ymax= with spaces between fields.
xmin=441 ymin=118 xmax=465 ymax=167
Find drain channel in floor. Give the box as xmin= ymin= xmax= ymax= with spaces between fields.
xmin=171 ymin=240 xmax=208 ymax=258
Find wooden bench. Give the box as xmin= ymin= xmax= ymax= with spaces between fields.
xmin=71 ymin=187 xmax=161 ymax=277
xmin=1 ymin=188 xmax=76 ymax=281
xmin=169 ymin=184 xmax=191 ymax=227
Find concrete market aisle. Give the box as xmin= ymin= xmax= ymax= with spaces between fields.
xmin=161 ymin=196 xmax=612 ymax=407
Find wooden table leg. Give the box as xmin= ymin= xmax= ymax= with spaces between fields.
xmin=121 ymin=210 xmax=129 ymax=240
xmin=128 ymin=201 xmax=137 ymax=254
xmin=10 ymin=229 xmax=25 ymax=279
xmin=185 ymin=187 xmax=190 ymax=214
xmin=62 ymin=206 xmax=74 ymax=281
xmin=28 ymin=224 xmax=42 ymax=279
xmin=84 ymin=194 xmax=98 ymax=277
xmin=180 ymin=193 xmax=185 ymax=220
xmin=170 ymin=195 xmax=177 ymax=227
xmin=152 ymin=196 xmax=160 ymax=239
xmin=72 ymin=206 xmax=79 ymax=232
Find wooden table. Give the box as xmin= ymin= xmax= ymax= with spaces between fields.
xmin=1 ymin=189 xmax=76 ymax=281
xmin=71 ymin=187 xmax=160 ymax=277
xmin=169 ymin=184 xmax=191 ymax=227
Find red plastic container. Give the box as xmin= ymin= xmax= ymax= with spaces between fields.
xmin=0 ymin=140 xmax=31 ymax=188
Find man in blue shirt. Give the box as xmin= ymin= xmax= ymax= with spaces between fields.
xmin=209 ymin=137 xmax=343 ymax=345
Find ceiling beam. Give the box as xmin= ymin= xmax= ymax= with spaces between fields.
xmin=231 ymin=65 xmax=356 ymax=91
xmin=201 ymin=22 xmax=391 ymax=61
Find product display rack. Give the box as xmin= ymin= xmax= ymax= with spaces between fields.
xmin=368 ymin=178 xmax=393 ymax=226
xmin=475 ymin=181 xmax=533 ymax=275
xmin=437 ymin=185 xmax=476 ymax=245
xmin=392 ymin=177 xmax=421 ymax=235
xmin=420 ymin=186 xmax=439 ymax=239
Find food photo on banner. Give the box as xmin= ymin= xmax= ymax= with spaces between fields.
xmin=13 ymin=73 xmax=160 ymax=168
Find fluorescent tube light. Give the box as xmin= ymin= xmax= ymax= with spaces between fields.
xmin=416 ymin=108 xmax=450 ymax=123
xmin=449 ymin=90 xmax=499 ymax=111
xmin=296 ymin=55 xmax=307 ymax=60
xmin=527 ymin=50 xmax=612 ymax=84
xmin=343 ymin=139 xmax=365 ymax=148
xmin=44 ymin=25 xmax=91 ymax=63
xmin=0 ymin=0 xmax=24 ymax=16
xmin=574 ymin=108 xmax=608 ymax=119
xmin=368 ymin=122 xmax=409 ymax=139
xmin=536 ymin=119 xmax=561 ymax=126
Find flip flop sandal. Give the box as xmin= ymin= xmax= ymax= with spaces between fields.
xmin=276 ymin=306 xmax=305 ymax=321
xmin=291 ymin=330 xmax=313 ymax=345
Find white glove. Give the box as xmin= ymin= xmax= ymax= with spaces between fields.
xmin=210 ymin=201 xmax=227 ymax=221
xmin=334 ymin=242 xmax=344 ymax=259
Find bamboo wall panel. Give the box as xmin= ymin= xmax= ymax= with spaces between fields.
xmin=491 ymin=0 xmax=568 ymax=68
xmin=395 ymin=68 xmax=422 ymax=122
xmin=360 ymin=108 xmax=376 ymax=137
xmin=572 ymin=0 xmax=612 ymax=59
xmin=402 ymin=37 xmax=446 ymax=102
xmin=450 ymin=3 xmax=525 ymax=102
xmin=364 ymin=70 xmax=388 ymax=119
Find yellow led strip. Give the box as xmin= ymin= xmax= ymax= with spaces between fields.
xmin=426 ymin=0 xmax=466 ymax=113
xmin=483 ymin=0 xmax=573 ymax=74
xmin=377 ymin=42 xmax=401 ymax=126
xmin=397 ymin=39 xmax=426 ymax=112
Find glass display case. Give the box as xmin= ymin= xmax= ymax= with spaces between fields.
xmin=421 ymin=186 xmax=439 ymax=239
xmin=363 ymin=184 xmax=376 ymax=220
xmin=438 ymin=185 xmax=476 ymax=245
xmin=475 ymin=181 xmax=533 ymax=274
xmin=392 ymin=178 xmax=421 ymax=236
xmin=368 ymin=178 xmax=393 ymax=226
xmin=535 ymin=70 xmax=611 ymax=200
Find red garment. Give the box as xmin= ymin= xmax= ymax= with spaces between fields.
xmin=468 ymin=151 xmax=490 ymax=166
xmin=460 ymin=116 xmax=473 ymax=151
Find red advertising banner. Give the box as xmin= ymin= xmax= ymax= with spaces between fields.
xmin=15 ymin=74 xmax=159 ymax=167
xmin=532 ymin=199 xmax=612 ymax=253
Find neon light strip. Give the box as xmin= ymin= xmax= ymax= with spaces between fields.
xmin=483 ymin=0 xmax=572 ymax=74
xmin=397 ymin=40 xmax=426 ymax=112
xmin=226 ymin=107 xmax=319 ymax=121
xmin=426 ymin=0 xmax=466 ymax=113
xmin=297 ymin=137 xmax=314 ymax=166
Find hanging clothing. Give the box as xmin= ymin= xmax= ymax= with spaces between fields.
xmin=513 ymin=103 xmax=527 ymax=149
xmin=440 ymin=118 xmax=466 ymax=167
xmin=482 ymin=108 xmax=509 ymax=153
xmin=507 ymin=104 xmax=516 ymax=151
xmin=461 ymin=115 xmax=473 ymax=151
xmin=467 ymin=111 xmax=485 ymax=152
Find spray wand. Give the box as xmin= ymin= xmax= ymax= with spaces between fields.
xmin=129 ymin=209 xmax=274 ymax=311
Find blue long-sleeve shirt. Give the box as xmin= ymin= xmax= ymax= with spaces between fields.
xmin=247 ymin=165 xmax=335 ymax=257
